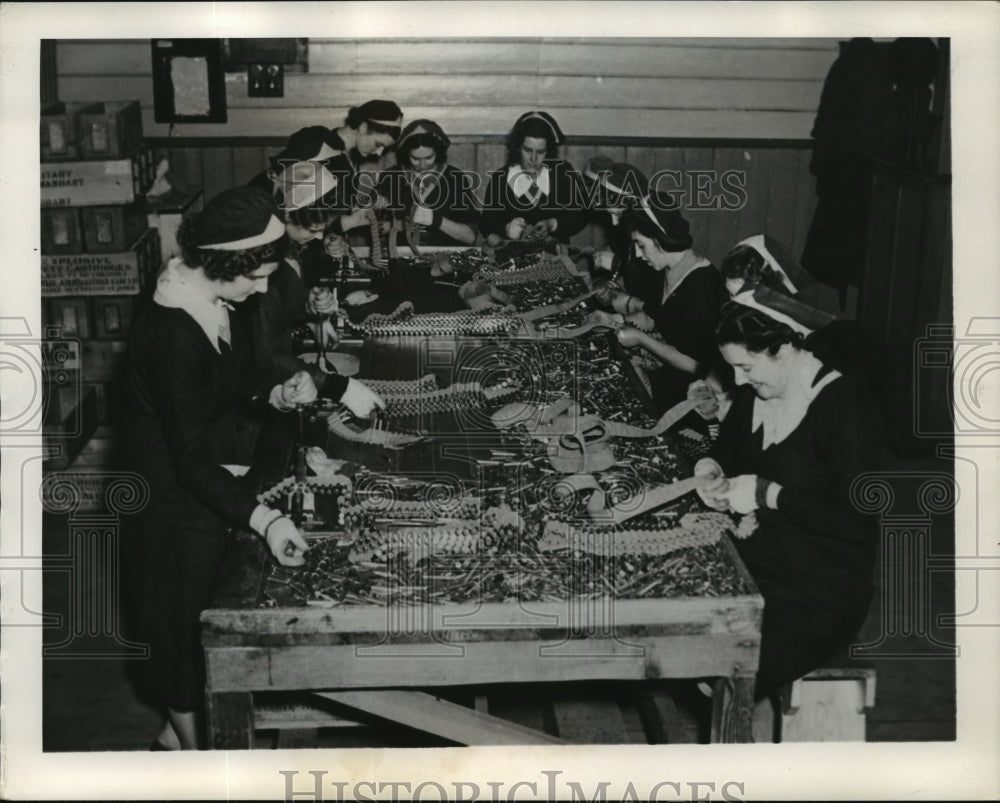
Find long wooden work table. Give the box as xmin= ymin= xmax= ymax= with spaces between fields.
xmin=201 ymin=245 xmax=763 ymax=748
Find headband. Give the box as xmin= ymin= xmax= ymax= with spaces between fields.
xmin=200 ymin=215 xmax=285 ymax=251
xmin=515 ymin=111 xmax=565 ymax=145
xmin=395 ymin=120 xmax=451 ymax=152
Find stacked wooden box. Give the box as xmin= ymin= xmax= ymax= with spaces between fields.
xmin=41 ymin=100 xmax=160 ymax=477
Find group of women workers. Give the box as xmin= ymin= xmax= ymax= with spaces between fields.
xmin=120 ymin=102 xmax=882 ymax=749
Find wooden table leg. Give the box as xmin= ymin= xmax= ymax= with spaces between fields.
xmin=710 ymin=675 xmax=756 ymax=743
xmin=205 ymin=691 xmax=254 ymax=750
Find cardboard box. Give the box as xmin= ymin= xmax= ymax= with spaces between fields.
xmin=91 ymin=296 xmax=136 ymax=339
xmin=42 ymin=228 xmax=161 ymax=297
xmin=48 ymin=297 xmax=92 ymax=339
xmin=40 ymin=146 xmax=155 ymax=207
xmin=41 ymin=207 xmax=85 ymax=254
xmin=77 ymin=100 xmax=143 ymax=159
xmin=81 ymin=203 xmax=149 ymax=253
xmin=40 ymin=101 xmax=97 ymax=162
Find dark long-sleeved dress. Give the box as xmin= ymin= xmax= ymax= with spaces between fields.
xmin=479 ymin=159 xmax=588 ymax=243
xmin=377 ymin=163 xmax=481 ymax=247
xmin=237 ymin=256 xmax=350 ymax=401
xmin=120 ymin=299 xmax=275 ymax=711
xmin=642 ymin=259 xmax=727 ymax=410
xmin=708 ymin=368 xmax=882 ymax=695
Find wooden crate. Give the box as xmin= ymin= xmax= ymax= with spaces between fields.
xmin=81 ymin=203 xmax=149 ymax=253
xmin=40 ymin=146 xmax=155 ymax=208
xmin=42 ymin=228 xmax=161 ymax=297
xmin=40 ymin=101 xmax=97 ymax=162
xmin=47 ymin=298 xmax=92 ymax=339
xmin=43 ymin=384 xmax=99 ymax=470
xmin=90 ymin=296 xmax=136 ymax=340
xmin=77 ymin=100 xmax=143 ymax=160
xmin=41 ymin=208 xmax=85 ymax=254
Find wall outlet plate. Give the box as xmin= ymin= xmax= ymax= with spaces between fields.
xmin=248 ymin=63 xmax=283 ymax=97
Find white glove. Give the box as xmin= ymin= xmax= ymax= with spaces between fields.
xmin=594 ymin=248 xmax=615 ymax=272
xmin=687 ymin=380 xmax=720 ymax=420
xmin=307 ymin=287 xmax=338 ymax=316
xmin=281 ymin=370 xmax=317 ymax=407
xmin=411 ymin=204 xmax=434 ymax=226
xmin=344 ymin=290 xmax=378 ymax=306
xmin=323 ymin=232 xmax=348 ymax=258
xmin=264 ymin=517 xmax=309 ymax=567
xmin=505 ymin=217 xmax=527 ymax=240
xmin=693 ymin=458 xmax=730 ymax=511
xmin=713 ymin=474 xmax=759 ymax=515
xmin=340 ymin=378 xmax=386 ymax=418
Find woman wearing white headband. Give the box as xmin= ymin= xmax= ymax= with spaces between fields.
xmin=479 ymin=111 xmax=587 ymax=246
xmin=239 ymin=161 xmax=386 ymax=419
xmin=120 ymin=188 xmax=315 ymax=750
xmin=606 ymin=202 xmax=727 ymax=412
xmin=694 ymin=302 xmax=882 ymax=702
xmin=377 ymin=119 xmax=480 ymax=246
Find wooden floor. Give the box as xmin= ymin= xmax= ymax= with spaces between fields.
xmin=40 ymin=450 xmax=956 ymax=750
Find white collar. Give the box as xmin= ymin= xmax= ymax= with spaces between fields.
xmin=662 ymin=250 xmax=711 ymax=301
xmin=752 ymin=355 xmax=841 ymax=448
xmin=153 ymin=257 xmax=233 ymax=354
xmin=507 ymin=165 xmax=550 ymax=202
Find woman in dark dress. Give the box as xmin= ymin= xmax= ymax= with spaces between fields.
xmin=121 ymin=188 xmax=313 ymax=750
xmin=240 ymin=160 xmax=385 ymax=418
xmin=479 ymin=111 xmax=587 ymax=246
xmin=377 ymin=119 xmax=480 ymax=247
xmin=695 ymin=302 xmax=882 ymax=699
xmin=607 ymin=204 xmax=728 ymax=410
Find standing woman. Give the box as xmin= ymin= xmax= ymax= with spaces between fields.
xmin=610 ymin=203 xmax=728 ymax=410
xmin=378 ymin=119 xmax=480 ymax=246
xmin=240 ymin=160 xmax=385 ymax=417
xmin=479 ymin=111 xmax=587 ymax=246
xmin=121 ymin=188 xmax=314 ymax=750
xmin=695 ymin=301 xmax=882 ymax=698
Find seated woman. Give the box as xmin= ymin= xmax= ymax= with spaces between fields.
xmin=247 ymin=125 xmax=348 ymax=197
xmin=582 ymin=157 xmax=662 ymax=316
xmin=479 ymin=111 xmax=587 ymax=246
xmin=377 ymin=119 xmax=480 ymax=247
xmin=121 ymin=188 xmax=315 ymax=750
xmin=607 ymin=203 xmax=727 ymax=410
xmin=239 ymin=160 xmax=385 ymax=418
xmin=694 ymin=301 xmax=882 ymax=699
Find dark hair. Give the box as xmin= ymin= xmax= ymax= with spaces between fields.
xmin=715 ymin=302 xmax=806 ymax=355
xmin=282 ymin=203 xmax=340 ymax=229
xmin=506 ymin=118 xmax=560 ymax=166
xmin=176 ymin=216 xmax=280 ymax=283
xmin=719 ymin=244 xmax=796 ymax=296
xmin=623 ymin=206 xmax=693 ymax=253
xmin=345 ymin=99 xmax=402 ymax=139
xmin=397 ymin=132 xmax=448 ymax=169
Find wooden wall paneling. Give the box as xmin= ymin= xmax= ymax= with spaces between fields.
xmin=763 ymin=150 xmax=800 ymax=253
xmin=705 ymin=147 xmax=745 ymax=264
xmin=60 ymin=71 xmax=822 ymax=115
xmin=232 ymin=146 xmax=268 ymax=187
xmin=474 ymin=142 xmax=507 ymax=199
xmin=680 ymin=148 xmax=712 ymax=255
xmin=537 ymin=41 xmax=837 ymax=80
xmin=167 ymin=146 xmax=206 ymax=198
xmin=57 ymin=40 xmax=151 ymax=74
xmin=734 ymin=148 xmax=771 ymax=240
xmin=622 ymin=146 xmax=656 ymax=182
xmin=446 ymin=142 xmax=477 ymax=177
xmin=309 ymin=41 xmax=544 ymax=76
xmin=791 ymin=148 xmax=817 ymax=258
xmin=201 ymin=148 xmax=236 ymax=204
